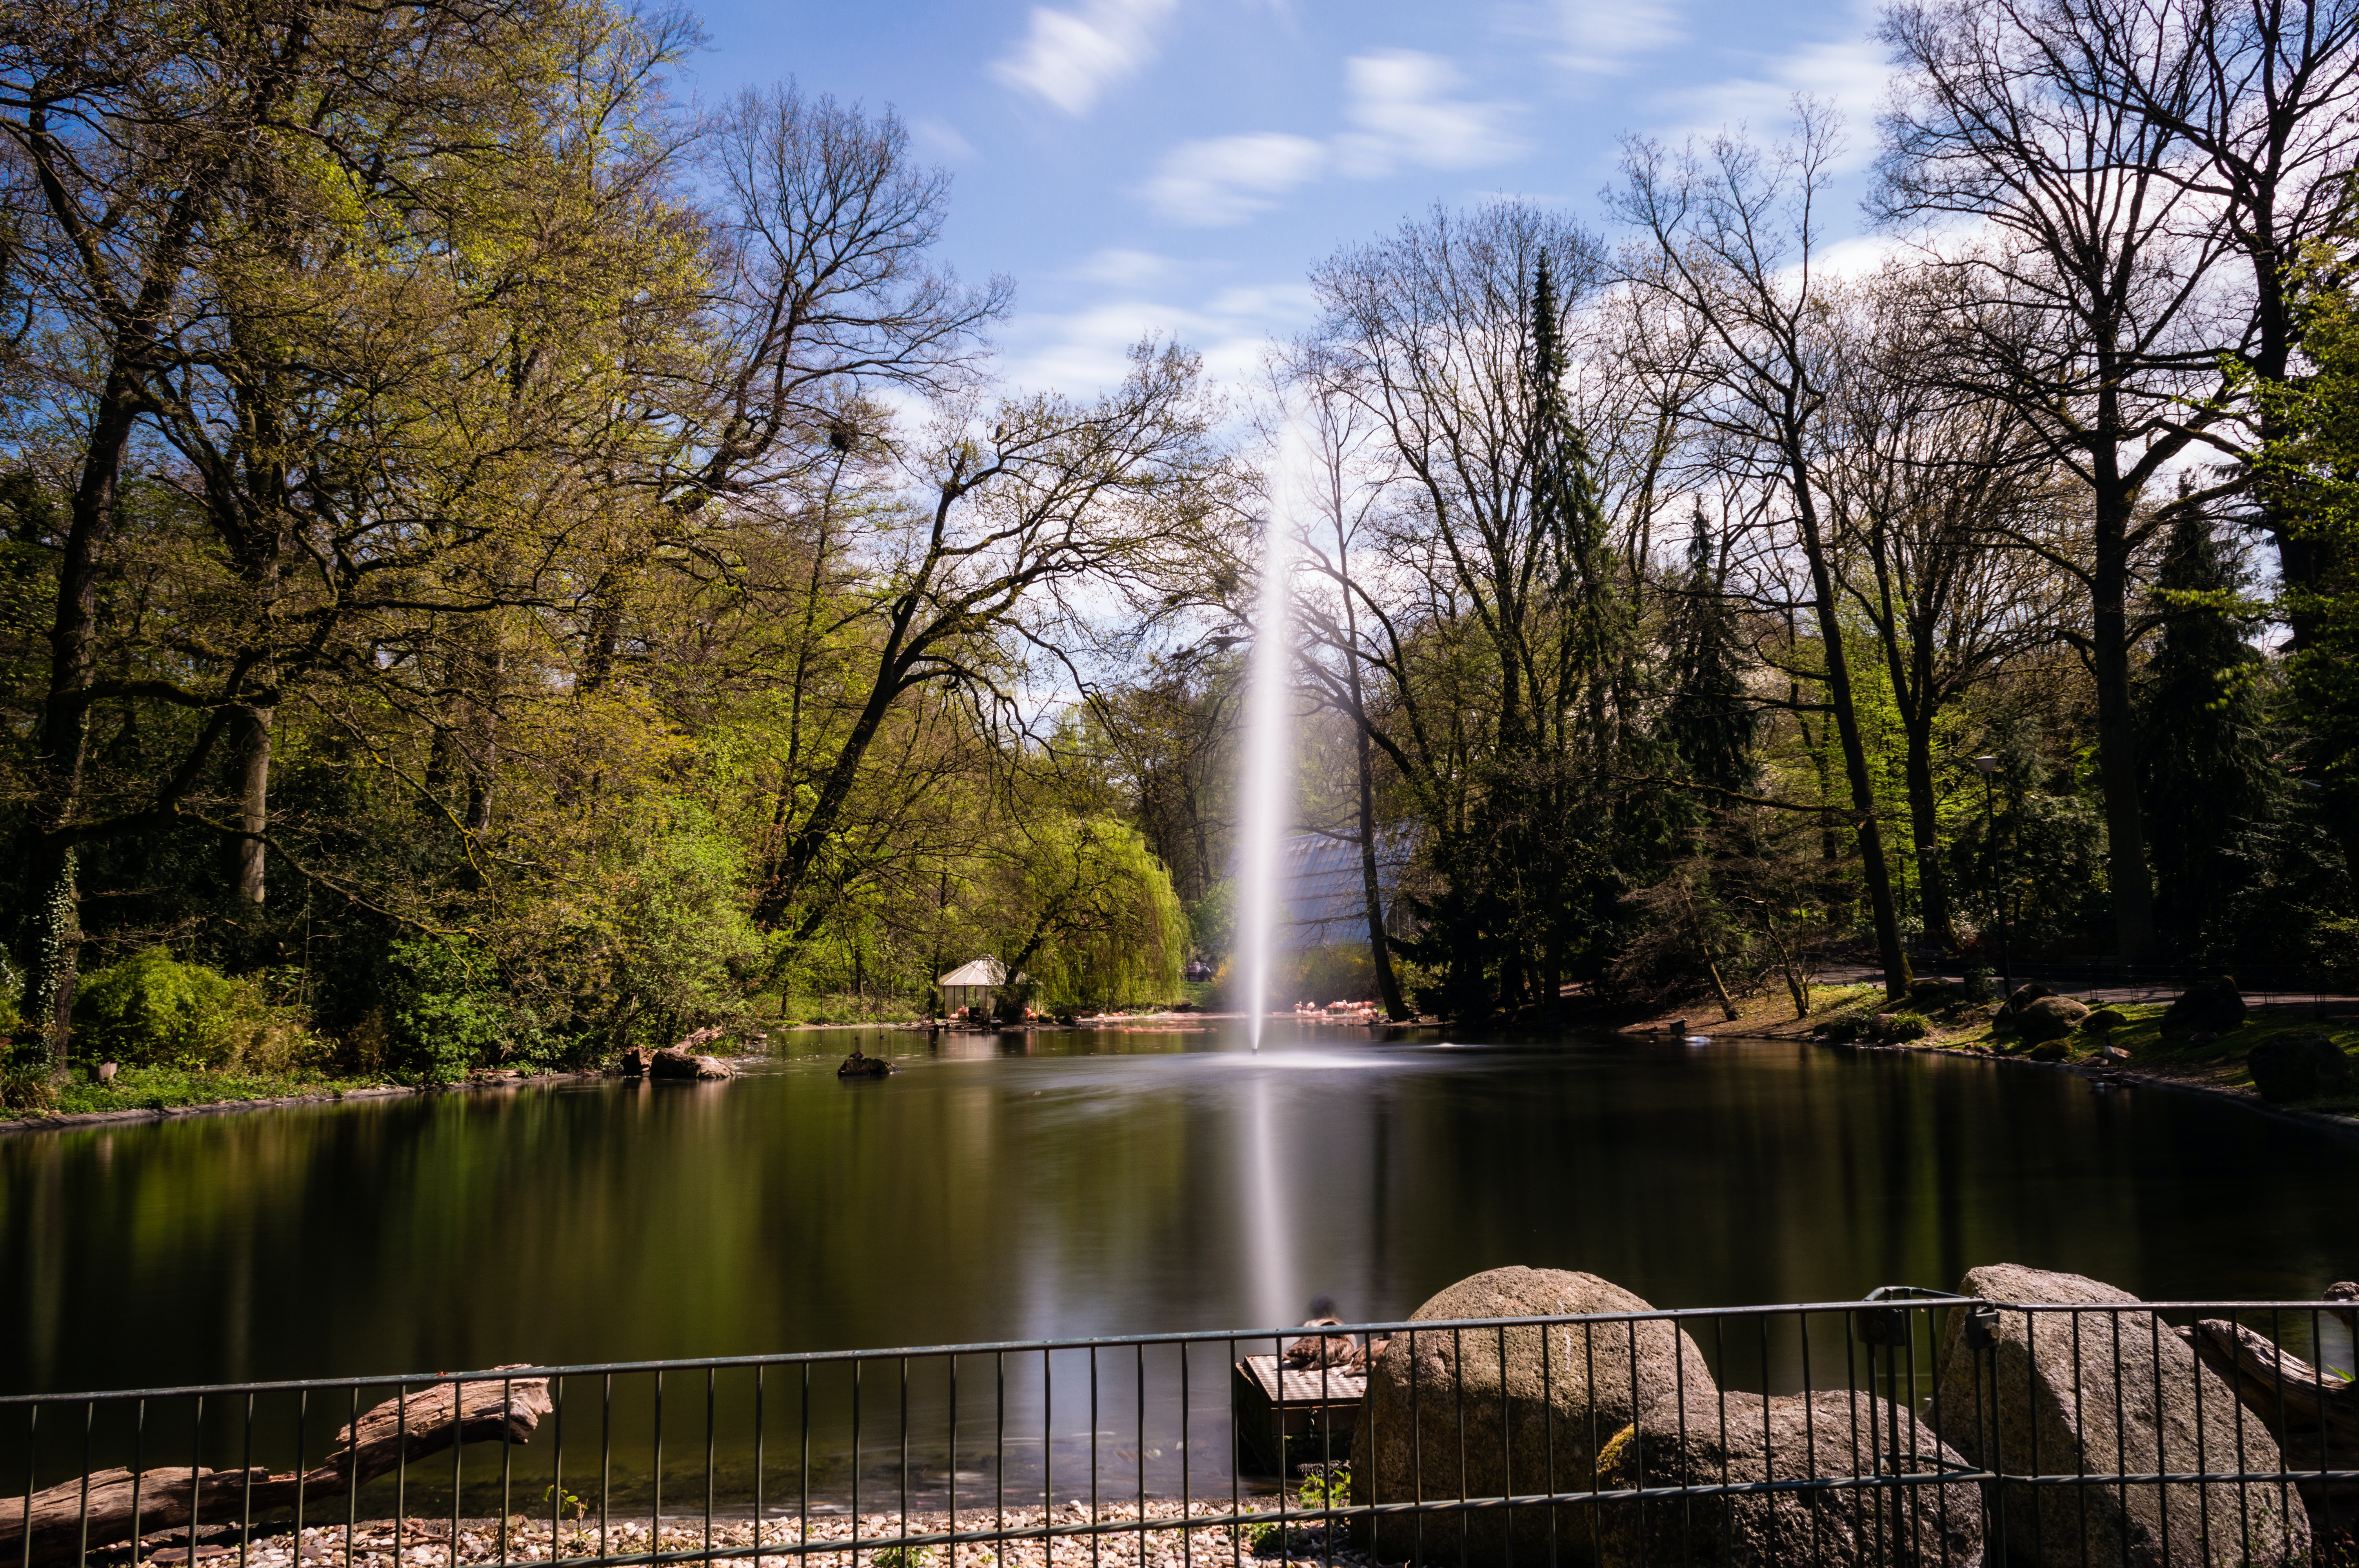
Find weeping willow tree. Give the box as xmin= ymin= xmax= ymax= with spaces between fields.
xmin=995 ymin=816 xmax=1187 ymax=1011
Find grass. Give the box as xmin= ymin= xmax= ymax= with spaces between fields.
xmin=1941 ymin=1001 xmax=2359 ymax=1111
xmin=3 ymin=1062 xmax=398 ymax=1122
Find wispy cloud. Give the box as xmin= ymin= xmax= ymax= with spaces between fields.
xmin=1654 ymin=27 xmax=1894 ymax=168
xmin=912 ymin=118 xmax=976 ymax=161
xmin=1332 ymin=50 xmax=1522 ymax=177
xmin=1144 ymin=133 xmax=1329 ymax=226
xmin=1144 ymin=50 xmax=1519 ymax=226
xmin=998 ymin=284 xmax=1320 ymax=395
xmin=992 ymin=0 xmax=1180 ymax=116
xmin=1548 ymin=0 xmax=1683 ymax=73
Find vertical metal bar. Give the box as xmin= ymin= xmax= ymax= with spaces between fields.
xmin=1801 ymin=1312 xmax=1822 ymax=1568
xmin=187 ymin=1394 xmax=205 ymax=1567
xmin=799 ymin=1364 xmax=810 ymax=1563
xmin=502 ymin=1374 xmax=516 ymax=1568
xmin=934 ymin=1358 xmax=943 ymax=1565
xmin=2147 ymin=1312 xmax=2166 ymax=1568
xmin=2068 ymin=1309 xmax=2088 ymax=1568
xmin=898 ymin=1357 xmax=909 ymax=1559
xmin=1584 ymin=1325 xmax=1602 ymax=1568
xmin=1409 ymin=1328 xmax=1423 ymax=1568
xmin=1089 ymin=1345 xmax=1100 ymax=1568
xmin=2108 ymin=1310 xmax=2126 ymax=1568
xmin=292 ymin=1390 xmax=308 ymax=1561
xmin=1230 ymin=1339 xmax=1241 ymax=1568
xmin=1134 ymin=1345 xmax=1146 ymax=1568
xmin=19 ymin=1403 xmax=35 ymax=1568
xmin=1494 ymin=1322 xmax=1508 ymax=1568
xmin=992 ymin=1352 xmax=1003 ymax=1550
xmin=850 ymin=1361 xmax=861 ymax=1553
xmin=1041 ymin=1348 xmax=1052 ymax=1531
xmin=239 ymin=1393 xmax=254 ymax=1568
xmin=653 ymin=1370 xmax=665 ymax=1555
xmin=704 ymin=1368 xmax=716 ymax=1566
xmin=945 ymin=1355 xmax=956 ymax=1564
xmin=1452 ymin=1325 xmax=1466 ymax=1568
xmin=551 ymin=1376 xmax=565 ymax=1562
xmin=395 ymin=1388 xmax=409 ymax=1565
xmin=128 ymin=1400 xmax=143 ymax=1568
xmin=1178 ymin=1341 xmax=1191 ymax=1568
xmin=599 ymin=1374 xmax=612 ymax=1563
xmin=76 ymin=1401 xmax=92 ymax=1568
xmin=1541 ymin=1314 xmax=1556 ymax=1568
xmin=449 ymin=1381 xmax=462 ymax=1568
xmin=2026 ymin=1308 xmax=2045 ymax=1568
xmin=752 ymin=1368 xmax=764 ymax=1568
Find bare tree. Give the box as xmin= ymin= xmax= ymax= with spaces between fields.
xmin=1877 ymin=0 xmax=2243 ymax=958
xmin=1610 ymin=104 xmax=1916 ymax=998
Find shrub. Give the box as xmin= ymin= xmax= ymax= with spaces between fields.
xmin=74 ymin=949 xmax=246 ymax=1067
xmin=1875 ymin=1011 xmax=1932 ymax=1043
xmin=381 ymin=937 xmax=519 ymax=1083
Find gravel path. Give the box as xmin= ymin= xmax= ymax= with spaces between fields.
xmin=114 ymin=1503 xmax=1388 ymax=1568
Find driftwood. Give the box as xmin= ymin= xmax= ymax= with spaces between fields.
xmin=2185 ymin=1318 xmax=2359 ymax=1516
xmin=0 ymin=1369 xmax=550 ymax=1566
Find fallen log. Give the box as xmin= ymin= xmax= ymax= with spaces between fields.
xmin=0 ymin=1369 xmax=550 ymax=1566
xmin=2186 ymin=1319 xmax=2359 ymax=1454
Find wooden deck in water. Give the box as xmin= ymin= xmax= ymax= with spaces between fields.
xmin=1230 ymin=1355 xmax=1366 ymax=1474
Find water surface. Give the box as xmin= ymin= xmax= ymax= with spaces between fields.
xmin=7 ymin=1024 xmax=2352 ymax=1396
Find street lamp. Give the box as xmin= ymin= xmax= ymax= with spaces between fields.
xmin=1973 ymin=756 xmax=2012 ymax=1007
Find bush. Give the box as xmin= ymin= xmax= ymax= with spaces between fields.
xmin=74 ymin=949 xmax=245 ymax=1067
xmin=1875 ymin=1011 xmax=1932 ymax=1043
xmin=381 ymin=937 xmax=522 ymax=1083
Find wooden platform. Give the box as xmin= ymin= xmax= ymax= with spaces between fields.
xmin=1230 ymin=1355 xmax=1366 ymax=1475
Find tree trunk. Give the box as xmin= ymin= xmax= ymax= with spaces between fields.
xmin=0 ymin=1372 xmax=551 ymax=1568
xmin=1902 ymin=711 xmax=1951 ymax=953
xmin=1791 ymin=462 xmax=1911 ymax=998
xmin=1355 ymin=700 xmax=1408 ymax=1022
xmin=228 ymin=704 xmax=273 ymax=904
xmin=2090 ymin=460 xmax=2157 ymax=960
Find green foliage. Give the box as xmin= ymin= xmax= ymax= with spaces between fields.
xmin=1298 ymin=1464 xmax=1350 ymax=1510
xmin=74 ymin=950 xmax=249 ymax=1068
xmin=998 ymin=816 xmax=1189 ymax=1011
xmin=380 ymin=938 xmax=518 ymax=1084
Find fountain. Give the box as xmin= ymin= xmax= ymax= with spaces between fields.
xmin=1236 ymin=417 xmax=1305 ymax=1054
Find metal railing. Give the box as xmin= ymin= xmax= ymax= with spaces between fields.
xmin=5 ymin=1290 xmax=2355 ymax=1568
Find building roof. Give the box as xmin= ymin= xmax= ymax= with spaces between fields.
xmin=938 ymin=956 xmax=1030 ymax=987
xmin=1250 ymin=832 xmax=1410 ymax=953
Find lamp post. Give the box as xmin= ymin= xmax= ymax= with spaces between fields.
xmin=1973 ymin=756 xmax=2011 ymax=1006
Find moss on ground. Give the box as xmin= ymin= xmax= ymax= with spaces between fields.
xmin=1923 ymin=1000 xmax=2359 ymax=1111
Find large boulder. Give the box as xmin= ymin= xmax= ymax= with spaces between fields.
xmin=1931 ymin=1264 xmax=2309 ymax=1567
xmin=1352 ymin=1267 xmax=1714 ymax=1568
xmin=1592 ymin=1389 xmax=1985 ymax=1567
xmin=2002 ymin=981 xmax=2057 ymax=1016
xmin=2161 ymin=976 xmax=2246 ymax=1036
xmin=649 ymin=1046 xmax=734 ymax=1080
xmin=2244 ymin=1032 xmax=2354 ymax=1103
xmin=2012 ymin=995 xmax=2088 ymax=1044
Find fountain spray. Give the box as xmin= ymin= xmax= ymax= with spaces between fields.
xmin=1236 ymin=417 xmax=1305 ymax=1053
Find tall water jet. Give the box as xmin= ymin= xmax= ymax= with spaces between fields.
xmin=1236 ymin=418 xmax=1305 ymax=1053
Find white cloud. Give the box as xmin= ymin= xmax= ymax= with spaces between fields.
xmin=1332 ymin=51 xmax=1522 ymax=177
xmin=1657 ymin=32 xmax=1894 ymax=168
xmin=998 ymin=284 xmax=1319 ymax=396
xmin=1066 ymin=248 xmax=1184 ymax=287
xmin=1550 ymin=0 xmax=1683 ymax=73
xmin=913 ymin=118 xmax=976 ymax=161
xmin=1141 ymin=51 xmax=1518 ymax=227
xmin=992 ymin=0 xmax=1179 ymax=116
xmin=1144 ymin=133 xmax=1329 ymax=226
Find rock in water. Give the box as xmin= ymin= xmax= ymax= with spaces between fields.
xmin=1592 ymin=1389 xmax=1984 ymax=1568
xmin=2244 ymin=1032 xmax=2354 ymax=1102
xmin=649 ymin=1046 xmax=734 ymax=1080
xmin=1930 ymin=1263 xmax=2310 ymax=1567
xmin=1352 ymin=1266 xmax=1714 ymax=1568
xmin=2013 ymin=995 xmax=2088 ymax=1043
xmin=836 ymin=1050 xmax=892 ymax=1078
xmin=2161 ymin=976 xmax=2246 ymax=1036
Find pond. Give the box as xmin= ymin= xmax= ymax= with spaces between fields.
xmin=7 ymin=1023 xmax=2354 ymax=1397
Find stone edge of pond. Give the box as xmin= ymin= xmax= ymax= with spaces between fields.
xmin=0 ymin=1073 xmax=612 ymax=1137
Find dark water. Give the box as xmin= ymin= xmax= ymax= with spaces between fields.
xmin=6 ymin=1024 xmax=2354 ymax=1396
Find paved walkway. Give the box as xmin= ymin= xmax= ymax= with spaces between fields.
xmin=1816 ymin=961 xmax=2359 ymax=1018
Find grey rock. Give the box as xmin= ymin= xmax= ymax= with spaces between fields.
xmin=2162 ymin=976 xmax=2246 ymax=1036
xmin=1931 ymin=1264 xmax=2309 ymax=1567
xmin=1352 ymin=1267 xmax=1714 ymax=1568
xmin=2003 ymin=981 xmax=2057 ymax=1016
xmin=2013 ymin=995 xmax=2088 ymax=1044
xmin=2244 ymin=1032 xmax=2354 ymax=1103
xmin=649 ymin=1047 xmax=734 ymax=1080
xmin=1593 ymin=1389 xmax=1985 ymax=1568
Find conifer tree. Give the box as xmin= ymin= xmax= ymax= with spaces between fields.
xmin=2135 ymin=516 xmax=2277 ymax=954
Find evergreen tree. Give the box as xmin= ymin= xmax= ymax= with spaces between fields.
xmin=2135 ymin=515 xmax=2278 ymax=954
xmin=1659 ymin=510 xmax=1757 ymax=802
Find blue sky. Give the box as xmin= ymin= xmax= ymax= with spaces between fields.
xmin=680 ymin=0 xmax=1901 ymax=395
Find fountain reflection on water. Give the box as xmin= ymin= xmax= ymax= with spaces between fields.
xmin=1234 ymin=414 xmax=1310 ymax=1328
